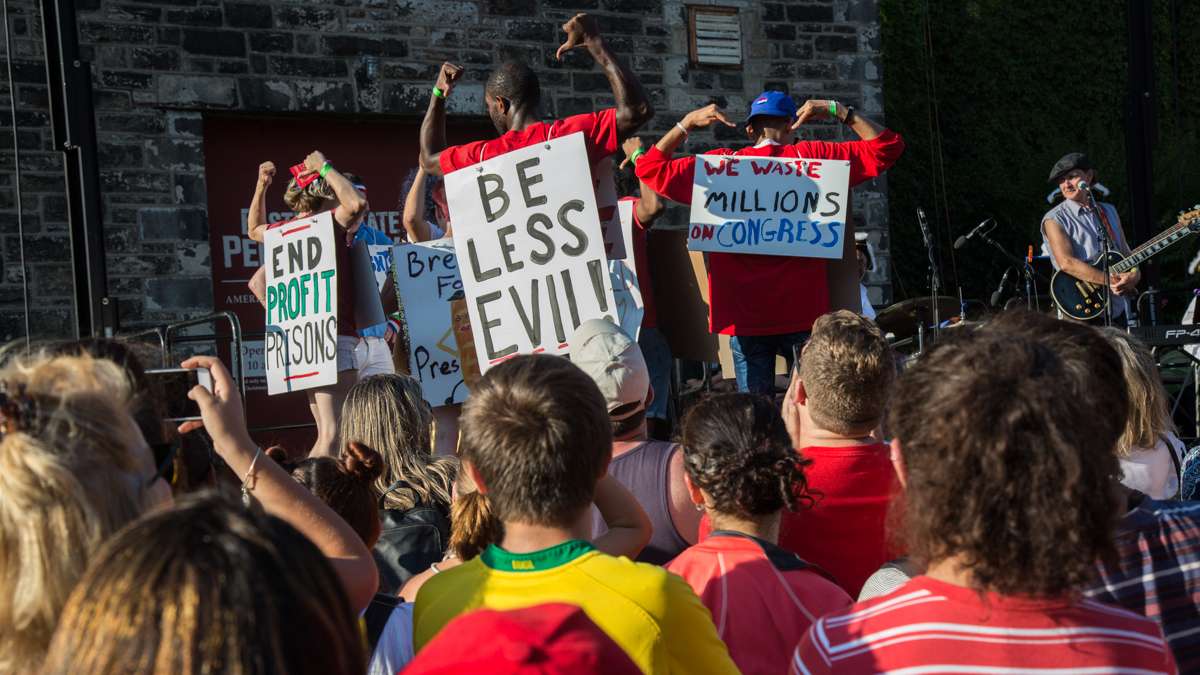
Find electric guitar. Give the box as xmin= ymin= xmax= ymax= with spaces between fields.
xmin=1051 ymin=207 xmax=1200 ymax=321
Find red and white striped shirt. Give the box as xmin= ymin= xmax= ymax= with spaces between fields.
xmin=791 ymin=575 xmax=1177 ymax=674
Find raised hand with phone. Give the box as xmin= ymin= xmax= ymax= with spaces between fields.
xmin=176 ymin=355 xmax=378 ymax=612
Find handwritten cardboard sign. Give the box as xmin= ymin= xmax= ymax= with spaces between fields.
xmin=609 ymin=199 xmax=644 ymax=339
xmin=392 ymin=239 xmax=476 ymax=407
xmin=263 ymin=211 xmax=339 ymax=394
xmin=688 ymin=155 xmax=850 ymax=258
xmin=593 ymin=160 xmax=627 ymax=260
xmin=445 ymin=132 xmax=617 ymax=371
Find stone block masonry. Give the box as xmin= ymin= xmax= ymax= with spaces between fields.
xmin=0 ymin=0 xmax=892 ymax=341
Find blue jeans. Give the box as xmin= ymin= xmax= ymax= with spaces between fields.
xmin=638 ymin=326 xmax=672 ymax=420
xmin=730 ymin=331 xmax=810 ymax=395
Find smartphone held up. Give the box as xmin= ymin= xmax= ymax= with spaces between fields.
xmin=145 ymin=368 xmax=213 ymax=422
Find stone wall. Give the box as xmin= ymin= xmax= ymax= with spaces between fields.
xmin=0 ymin=0 xmax=890 ymax=341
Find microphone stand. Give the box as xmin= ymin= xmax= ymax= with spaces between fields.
xmin=917 ymin=209 xmax=942 ymax=347
xmin=1083 ymin=185 xmax=1114 ymax=328
xmin=972 ymin=229 xmax=1050 ymax=310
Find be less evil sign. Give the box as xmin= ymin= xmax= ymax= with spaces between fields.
xmin=689 ymin=155 xmax=850 ymax=258
xmin=446 ymin=132 xmax=617 ymax=371
xmin=262 ymin=211 xmax=339 ymax=394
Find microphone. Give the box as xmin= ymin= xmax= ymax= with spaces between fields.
xmin=1077 ymin=179 xmax=1092 ymax=192
xmin=990 ymin=268 xmax=1013 ymax=307
xmin=953 ymin=218 xmax=994 ymax=250
xmin=916 ymin=208 xmax=932 ymax=248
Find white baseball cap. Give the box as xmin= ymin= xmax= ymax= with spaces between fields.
xmin=569 ymin=319 xmax=650 ymax=421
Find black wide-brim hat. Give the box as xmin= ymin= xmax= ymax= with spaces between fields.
xmin=1048 ymin=152 xmax=1091 ymax=183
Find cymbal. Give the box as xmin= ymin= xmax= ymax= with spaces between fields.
xmin=875 ymin=296 xmax=961 ymax=338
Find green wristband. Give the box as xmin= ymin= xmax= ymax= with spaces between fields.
xmin=432 ymin=86 xmax=446 ymax=99
xmin=828 ymin=101 xmax=837 ymax=119
xmin=629 ymin=148 xmax=646 ymax=166
xmin=319 ymin=161 xmax=331 ymax=178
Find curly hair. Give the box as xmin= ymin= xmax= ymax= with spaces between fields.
xmin=888 ymin=312 xmax=1126 ymax=597
xmin=680 ymin=393 xmax=812 ymax=517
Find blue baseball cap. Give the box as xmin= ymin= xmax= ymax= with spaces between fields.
xmin=746 ymin=90 xmax=798 ymax=123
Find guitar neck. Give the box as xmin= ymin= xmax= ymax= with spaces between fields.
xmin=1112 ymin=222 xmax=1193 ymax=272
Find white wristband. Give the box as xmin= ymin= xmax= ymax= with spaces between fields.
xmin=675 ymin=121 xmax=689 ymax=137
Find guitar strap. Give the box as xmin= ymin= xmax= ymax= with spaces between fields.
xmin=1092 ymin=204 xmax=1123 ymax=252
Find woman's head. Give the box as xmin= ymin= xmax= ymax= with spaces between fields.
xmin=889 ymin=314 xmax=1127 ymax=597
xmin=283 ymin=175 xmax=336 ymax=214
xmin=41 ymin=493 xmax=366 ymax=675
xmin=340 ymin=374 xmax=455 ymax=511
xmin=1102 ymin=328 xmax=1174 ymax=455
xmin=0 ymin=352 xmax=166 ymax=673
xmin=270 ymin=442 xmax=385 ymax=547
xmin=680 ymin=393 xmax=811 ymax=519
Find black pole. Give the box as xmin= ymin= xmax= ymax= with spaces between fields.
xmin=39 ymin=0 xmax=111 ymax=337
xmin=1125 ymin=0 xmax=1156 ymax=281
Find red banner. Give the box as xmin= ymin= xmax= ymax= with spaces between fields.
xmin=201 ymin=114 xmax=487 ymax=450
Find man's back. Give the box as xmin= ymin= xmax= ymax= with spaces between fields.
xmin=793 ymin=575 xmax=1177 ymax=674
xmin=779 ymin=442 xmax=895 ymax=597
xmin=1089 ymin=496 xmax=1200 ymax=672
xmin=413 ymin=541 xmax=738 ymax=674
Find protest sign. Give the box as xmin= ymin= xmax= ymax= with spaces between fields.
xmin=688 ymin=155 xmax=850 ymax=258
xmin=392 ymin=239 xmax=476 ymax=407
xmin=445 ymin=132 xmax=617 ymax=371
xmin=263 ymin=211 xmax=339 ymax=395
xmin=593 ymin=160 xmax=627 ymax=260
xmin=609 ymin=199 xmax=644 ymax=339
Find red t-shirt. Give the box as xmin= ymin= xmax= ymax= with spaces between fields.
xmin=666 ymin=532 xmax=850 ymax=675
xmin=439 ymin=109 xmax=620 ymax=174
xmin=620 ymin=196 xmax=657 ymax=329
xmin=778 ymin=443 xmax=897 ymax=598
xmin=633 ymin=132 xmax=905 ymax=335
xmin=791 ymin=575 xmax=1178 ymax=674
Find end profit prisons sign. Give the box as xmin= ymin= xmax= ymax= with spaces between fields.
xmin=263 ymin=211 xmax=339 ymax=394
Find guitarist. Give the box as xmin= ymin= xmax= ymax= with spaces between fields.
xmin=1041 ymin=152 xmax=1139 ymax=324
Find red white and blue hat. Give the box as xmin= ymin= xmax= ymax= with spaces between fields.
xmin=746 ymin=90 xmax=798 ymax=123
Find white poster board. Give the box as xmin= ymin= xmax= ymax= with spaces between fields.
xmin=263 ymin=211 xmax=339 ymax=394
xmin=688 ymin=155 xmax=850 ymax=258
xmin=593 ymin=160 xmax=627 ymax=260
xmin=445 ymin=132 xmax=617 ymax=371
xmin=609 ymin=199 xmax=644 ymax=339
xmin=393 ymin=239 xmax=472 ymax=407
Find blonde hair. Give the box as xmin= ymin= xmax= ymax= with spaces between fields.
xmin=283 ymin=176 xmax=334 ymax=214
xmin=798 ymin=310 xmax=896 ymax=435
xmin=41 ymin=493 xmax=365 ymax=675
xmin=449 ymin=467 xmax=502 ymax=560
xmin=1102 ymin=328 xmax=1175 ymax=456
xmin=0 ymin=353 xmax=144 ymax=674
xmin=339 ymin=374 xmax=456 ymax=512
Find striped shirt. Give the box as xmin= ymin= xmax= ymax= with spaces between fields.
xmin=791 ymin=575 xmax=1177 ymax=674
xmin=1088 ymin=497 xmax=1200 ymax=672
xmin=666 ymin=531 xmax=851 ymax=675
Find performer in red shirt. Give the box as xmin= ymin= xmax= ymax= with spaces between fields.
xmin=417 ymin=13 xmax=651 ymax=177
xmin=635 ymin=92 xmax=904 ymax=394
